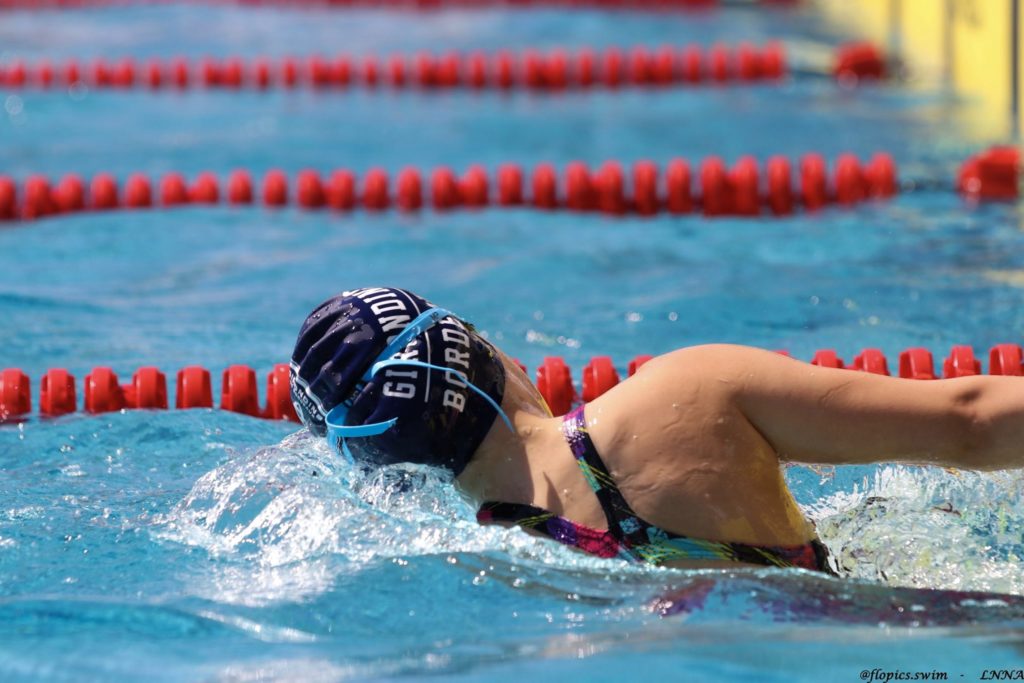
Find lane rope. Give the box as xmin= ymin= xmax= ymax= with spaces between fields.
xmin=2 ymin=147 xmax=1018 ymax=224
xmin=0 ymin=42 xmax=888 ymax=90
xmin=0 ymin=152 xmax=903 ymax=222
xmin=1 ymin=343 xmax=1020 ymax=421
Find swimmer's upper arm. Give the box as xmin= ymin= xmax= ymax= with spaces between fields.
xmin=683 ymin=344 xmax=1024 ymax=470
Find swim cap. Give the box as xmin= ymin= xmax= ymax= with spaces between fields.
xmin=290 ymin=287 xmax=506 ymax=475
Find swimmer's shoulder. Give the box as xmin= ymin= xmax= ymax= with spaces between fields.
xmin=583 ymin=345 xmax=755 ymax=449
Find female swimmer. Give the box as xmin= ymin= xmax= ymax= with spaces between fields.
xmin=290 ymin=287 xmax=1024 ymax=574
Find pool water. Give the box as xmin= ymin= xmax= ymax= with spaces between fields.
xmin=3 ymin=3 xmax=1024 ymax=681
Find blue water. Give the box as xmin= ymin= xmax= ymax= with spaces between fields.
xmin=3 ymin=3 xmax=1024 ymax=681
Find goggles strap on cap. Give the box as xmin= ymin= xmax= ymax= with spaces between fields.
xmin=360 ymin=307 xmax=453 ymax=382
xmin=325 ymin=306 xmax=454 ymax=463
xmin=324 ymin=305 xmax=513 ymax=465
xmin=325 ymin=405 xmax=397 ymax=464
xmin=370 ymin=358 xmax=514 ymax=433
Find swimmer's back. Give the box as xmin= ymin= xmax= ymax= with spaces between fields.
xmin=580 ymin=345 xmax=820 ymax=553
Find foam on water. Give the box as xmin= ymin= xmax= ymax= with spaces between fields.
xmin=3 ymin=411 xmax=1024 ymax=681
xmin=157 ymin=427 xmax=1024 ymax=619
xmin=805 ymin=465 xmax=1024 ymax=594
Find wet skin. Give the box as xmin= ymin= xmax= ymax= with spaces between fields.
xmin=457 ymin=344 xmax=1024 ymax=568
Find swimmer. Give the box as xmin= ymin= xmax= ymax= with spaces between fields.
xmin=290 ymin=287 xmax=1024 ymax=574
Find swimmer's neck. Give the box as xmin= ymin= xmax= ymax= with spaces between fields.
xmin=455 ymin=355 xmax=570 ymax=507
xmin=455 ymin=405 xmax=564 ymax=507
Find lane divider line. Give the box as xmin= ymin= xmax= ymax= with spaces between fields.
xmin=3 ymin=147 xmax=1018 ymax=224
xmin=0 ymin=42 xmax=889 ymax=90
xmin=2 ymin=343 xmax=1020 ymax=422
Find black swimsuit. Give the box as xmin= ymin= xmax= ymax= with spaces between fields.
xmin=477 ymin=405 xmax=834 ymax=573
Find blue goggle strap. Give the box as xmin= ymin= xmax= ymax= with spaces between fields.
xmin=327 ymin=306 xmax=455 ymax=464
xmin=360 ymin=307 xmax=455 ymax=383
xmin=371 ymin=358 xmax=514 ymax=433
xmin=326 ymin=357 xmax=514 ymax=464
xmin=325 ymin=406 xmax=396 ymax=465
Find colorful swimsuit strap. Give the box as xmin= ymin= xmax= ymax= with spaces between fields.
xmin=560 ymin=405 xmax=836 ymax=573
xmin=477 ymin=406 xmax=834 ymax=573
xmin=476 ymin=501 xmax=628 ymax=560
xmin=560 ymin=405 xmax=652 ymax=549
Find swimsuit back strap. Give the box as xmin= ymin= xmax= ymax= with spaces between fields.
xmin=477 ymin=501 xmax=631 ymax=561
xmin=559 ymin=405 xmax=836 ymax=573
xmin=561 ymin=406 xmax=652 ymax=548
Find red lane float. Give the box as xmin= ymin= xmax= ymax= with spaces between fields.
xmin=898 ymin=348 xmax=936 ymax=381
xmin=628 ymin=354 xmax=653 ymax=376
xmin=581 ymin=356 xmax=620 ymax=402
xmin=40 ymin=368 xmax=76 ymax=417
xmin=958 ymin=146 xmax=1021 ymax=202
xmin=0 ymin=43 xmax=890 ymax=92
xmin=851 ymin=349 xmax=889 ymax=375
xmin=176 ymin=366 xmax=213 ymax=409
xmin=84 ymin=367 xmax=125 ymax=413
xmin=833 ymin=42 xmax=886 ymax=83
xmin=0 ymin=364 xmax=299 ymax=422
xmin=0 ymin=152 xmax=917 ymax=224
xmin=535 ymin=357 xmax=574 ymax=416
xmin=943 ymin=345 xmax=981 ymax=378
xmin=810 ymin=349 xmax=844 ymax=369
xmin=263 ymin=363 xmax=294 ymax=420
xmin=990 ymin=344 xmax=1024 ymax=376
xmin=221 ymin=365 xmax=260 ymax=416
xmin=0 ymin=368 xmax=31 ymax=421
xmin=4 ymin=346 xmax=1019 ymax=422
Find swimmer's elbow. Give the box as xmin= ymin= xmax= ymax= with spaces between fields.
xmin=941 ymin=380 xmax=1003 ymax=470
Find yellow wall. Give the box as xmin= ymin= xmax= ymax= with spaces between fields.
xmin=818 ymin=0 xmax=1022 ymax=142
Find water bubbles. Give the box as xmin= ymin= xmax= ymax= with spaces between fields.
xmin=556 ymin=335 xmax=581 ymax=349
xmin=60 ymin=464 xmax=84 ymax=477
xmin=525 ymin=329 xmax=551 ymax=345
xmin=4 ymin=94 xmax=23 ymax=115
xmin=423 ymin=653 xmax=449 ymax=669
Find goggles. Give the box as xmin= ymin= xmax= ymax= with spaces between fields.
xmin=324 ymin=307 xmax=514 ymax=464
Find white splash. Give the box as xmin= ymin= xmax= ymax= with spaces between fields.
xmin=804 ymin=464 xmax=1024 ymax=594
xmin=152 ymin=430 xmax=639 ymax=606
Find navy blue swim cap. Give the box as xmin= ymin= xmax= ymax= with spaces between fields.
xmin=290 ymin=287 xmax=506 ymax=475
